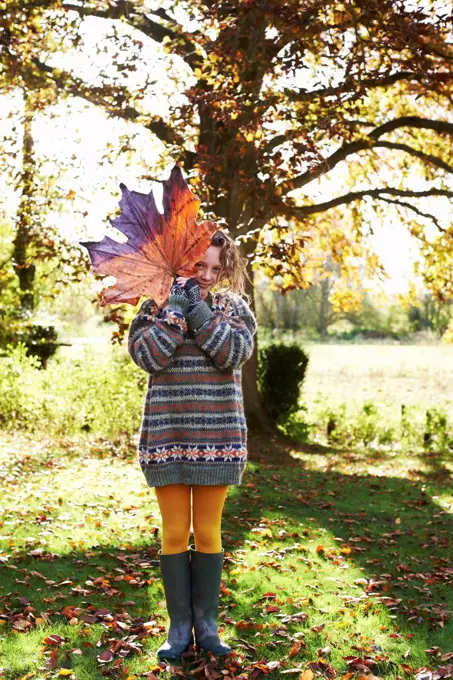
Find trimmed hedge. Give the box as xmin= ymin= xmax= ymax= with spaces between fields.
xmin=258 ymin=342 xmax=309 ymax=421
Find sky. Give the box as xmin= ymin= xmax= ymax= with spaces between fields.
xmin=2 ymin=3 xmax=445 ymax=296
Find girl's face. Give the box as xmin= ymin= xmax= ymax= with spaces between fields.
xmin=192 ymin=245 xmax=222 ymax=300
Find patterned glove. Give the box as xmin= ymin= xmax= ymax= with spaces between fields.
xmin=170 ymin=278 xmax=188 ymax=297
xmin=181 ymin=278 xmax=202 ymax=313
xmin=167 ymin=277 xmax=190 ymax=315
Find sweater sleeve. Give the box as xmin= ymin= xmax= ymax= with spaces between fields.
xmin=186 ymin=294 xmax=257 ymax=372
xmin=127 ymin=294 xmax=190 ymax=374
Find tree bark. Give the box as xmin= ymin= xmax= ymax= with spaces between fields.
xmin=274 ymin=290 xmax=281 ymax=329
xmin=13 ymin=91 xmax=37 ymax=314
xmin=240 ymin=240 xmax=275 ymax=433
xmin=319 ymin=278 xmax=330 ymax=337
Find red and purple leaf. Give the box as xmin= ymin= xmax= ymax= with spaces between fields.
xmin=80 ymin=164 xmax=217 ymax=307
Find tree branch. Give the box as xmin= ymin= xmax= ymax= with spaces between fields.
xmin=61 ymin=1 xmax=202 ymax=69
xmin=278 ymin=116 xmax=453 ymax=193
xmin=278 ymin=187 xmax=453 ymax=232
xmin=370 ymin=115 xmax=453 ymax=139
xmin=284 ymin=71 xmax=453 ymax=102
xmin=378 ymin=196 xmax=445 ymax=231
xmin=264 ymin=133 xmax=288 ymax=153
xmin=374 ymin=141 xmax=453 ymax=174
xmin=32 ymin=57 xmax=193 ymax=152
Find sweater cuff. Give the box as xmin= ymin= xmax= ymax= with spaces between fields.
xmin=186 ymin=301 xmax=214 ymax=332
xmin=166 ymin=293 xmax=190 ymax=315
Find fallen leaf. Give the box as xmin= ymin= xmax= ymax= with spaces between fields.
xmin=289 ymin=642 xmax=303 ymax=659
xmin=47 ymin=647 xmax=59 ymax=669
xmin=299 ymin=670 xmax=314 ymax=680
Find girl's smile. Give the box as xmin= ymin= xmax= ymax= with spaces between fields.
xmin=176 ymin=245 xmax=222 ymax=300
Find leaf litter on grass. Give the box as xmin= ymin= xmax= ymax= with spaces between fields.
xmin=0 ymin=430 xmax=452 ymax=680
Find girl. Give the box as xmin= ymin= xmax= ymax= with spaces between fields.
xmin=127 ymin=228 xmax=257 ymax=661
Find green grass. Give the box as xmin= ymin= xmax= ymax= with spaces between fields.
xmin=302 ymin=342 xmax=453 ymax=418
xmin=0 ymin=430 xmax=451 ymax=679
xmin=276 ymin=342 xmax=453 ymax=450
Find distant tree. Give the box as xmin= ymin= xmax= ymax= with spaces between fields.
xmin=344 ymin=293 xmax=384 ymax=331
xmin=408 ymin=291 xmax=453 ymax=336
xmin=0 ymin=2 xmax=99 ymax=314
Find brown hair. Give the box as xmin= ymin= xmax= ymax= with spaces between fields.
xmin=200 ymin=223 xmax=252 ymax=304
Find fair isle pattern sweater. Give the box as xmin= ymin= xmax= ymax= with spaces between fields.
xmin=127 ymin=290 xmax=257 ymax=487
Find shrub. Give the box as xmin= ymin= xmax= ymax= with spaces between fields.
xmin=0 ymin=343 xmax=44 ymax=429
xmin=0 ymin=342 xmax=145 ymax=436
xmin=423 ymin=407 xmax=450 ymax=451
xmin=304 ymin=398 xmax=445 ymax=452
xmin=353 ymin=400 xmax=381 ymax=446
xmin=277 ymin=406 xmax=312 ymax=442
xmin=0 ymin=314 xmax=60 ymax=368
xmin=258 ymin=343 xmax=309 ymax=421
xmin=22 ymin=324 xmax=59 ymax=367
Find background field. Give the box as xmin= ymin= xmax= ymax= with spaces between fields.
xmin=303 ymin=343 xmax=453 ymax=417
xmin=61 ymin=332 xmax=453 ymax=415
xmin=54 ymin=334 xmax=453 ymax=449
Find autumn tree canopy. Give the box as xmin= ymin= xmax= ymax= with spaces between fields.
xmin=44 ymin=0 xmax=452 ymax=294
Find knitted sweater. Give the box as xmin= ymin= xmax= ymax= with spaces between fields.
xmin=127 ymin=289 xmax=257 ymax=487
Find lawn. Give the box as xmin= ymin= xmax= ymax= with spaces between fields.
xmin=0 ymin=428 xmax=451 ymax=680
xmin=302 ymin=343 xmax=453 ymax=418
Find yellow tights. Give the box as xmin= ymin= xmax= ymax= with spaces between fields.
xmin=154 ymin=484 xmax=228 ymax=555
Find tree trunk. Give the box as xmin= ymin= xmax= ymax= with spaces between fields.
xmin=273 ymin=290 xmax=281 ymax=330
xmin=13 ymin=90 xmax=37 ymax=314
xmin=319 ymin=278 xmax=330 ymax=337
xmin=240 ymin=241 xmax=275 ymax=433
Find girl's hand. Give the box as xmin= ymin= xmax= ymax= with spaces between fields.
xmin=176 ymin=277 xmax=200 ymax=296
xmin=170 ymin=277 xmax=187 ymax=297
xmin=171 ymin=277 xmax=200 ymax=299
xmin=179 ymin=278 xmax=202 ymax=312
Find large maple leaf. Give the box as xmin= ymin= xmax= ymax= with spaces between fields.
xmin=80 ymin=164 xmax=217 ymax=307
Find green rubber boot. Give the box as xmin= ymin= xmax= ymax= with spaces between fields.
xmin=157 ymin=549 xmax=194 ymax=661
xmin=189 ymin=545 xmax=232 ymax=656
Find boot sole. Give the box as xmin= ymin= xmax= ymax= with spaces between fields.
xmin=195 ymin=639 xmax=231 ymax=656
xmin=157 ymin=642 xmax=194 ymax=661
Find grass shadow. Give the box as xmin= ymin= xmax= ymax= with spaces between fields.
xmin=225 ymin=433 xmax=452 ymax=653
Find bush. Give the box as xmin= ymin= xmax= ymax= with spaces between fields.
xmin=21 ymin=323 xmax=59 ymax=367
xmin=277 ymin=406 xmax=312 ymax=442
xmin=258 ymin=343 xmax=309 ymax=421
xmin=0 ymin=312 xmax=60 ymax=368
xmin=302 ymin=398 xmax=451 ymax=452
xmin=0 ymin=343 xmax=44 ymax=429
xmin=424 ymin=407 xmax=450 ymax=451
xmin=0 ymin=342 xmax=146 ymax=436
